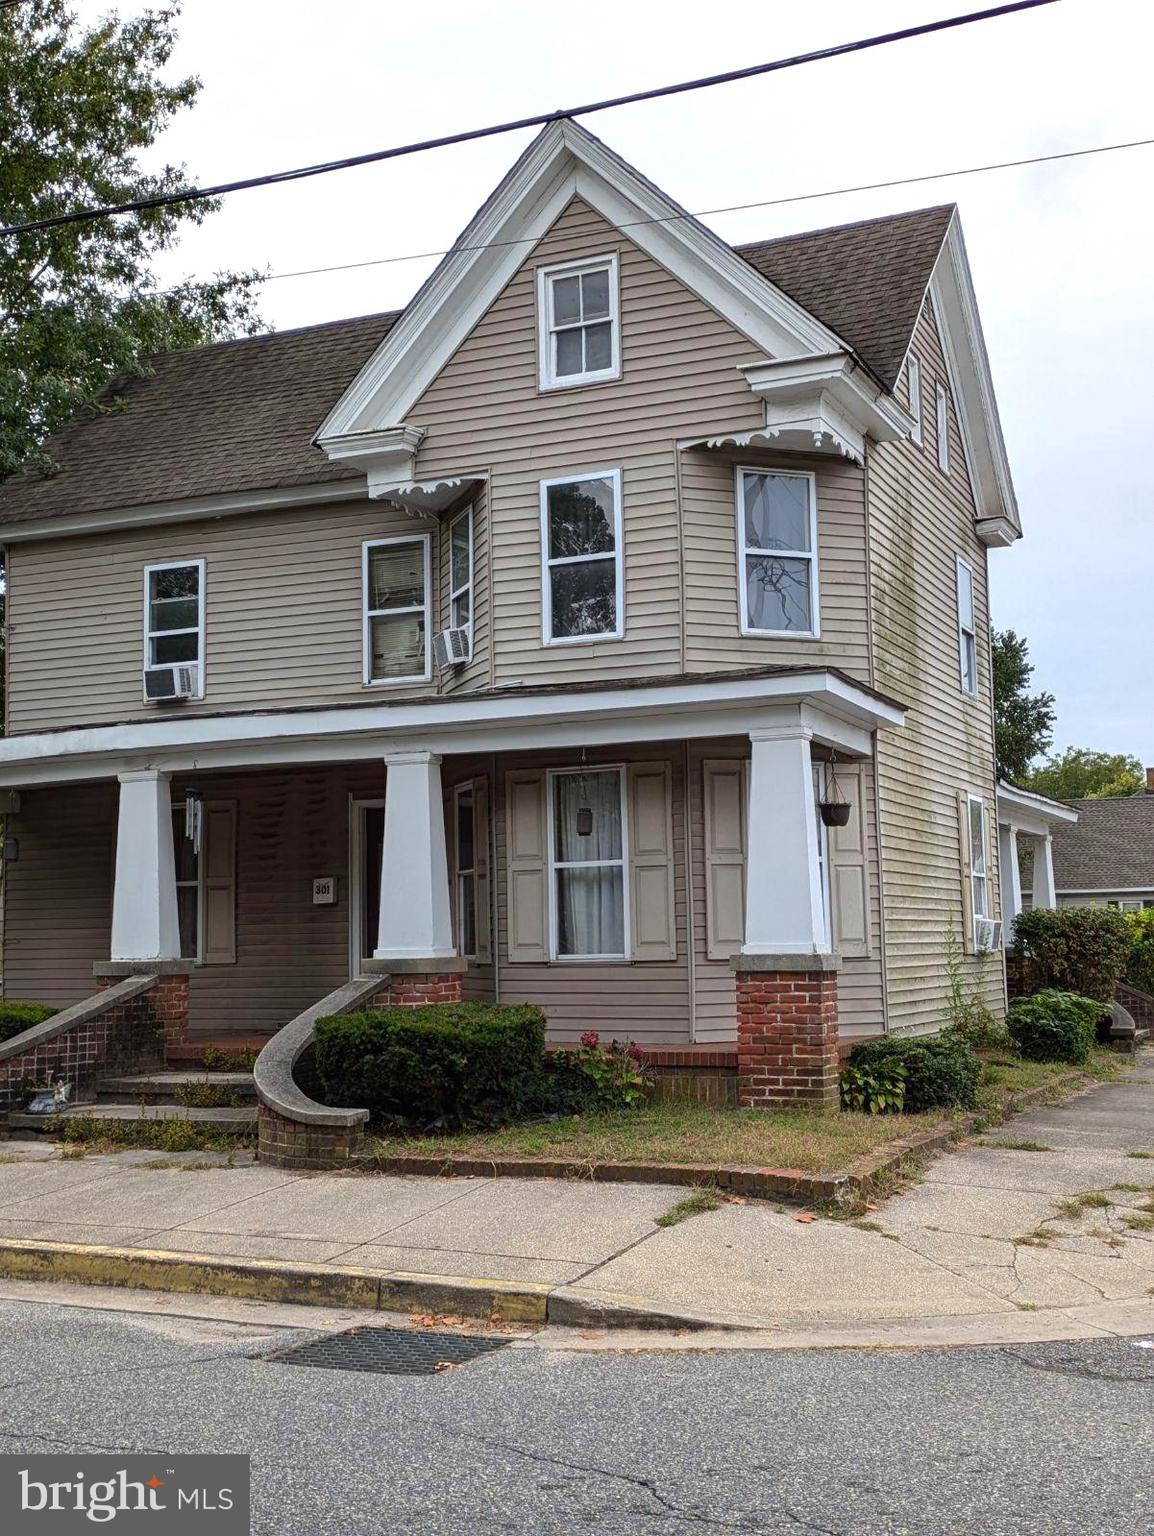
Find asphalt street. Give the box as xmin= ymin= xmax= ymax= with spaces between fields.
xmin=0 ymin=1297 xmax=1150 ymax=1534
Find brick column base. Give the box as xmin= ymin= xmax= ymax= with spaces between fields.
xmin=258 ymin=1104 xmax=365 ymax=1170
xmin=96 ymin=971 xmax=190 ymax=1056
xmin=734 ymin=958 xmax=841 ymax=1111
xmin=372 ymin=972 xmax=464 ymax=1008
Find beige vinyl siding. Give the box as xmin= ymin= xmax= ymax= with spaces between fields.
xmin=406 ymin=197 xmax=769 ymax=687
xmin=5 ymin=501 xmax=459 ymax=733
xmin=870 ymin=299 xmax=1004 ymax=1031
xmin=681 ymin=450 xmax=871 ymax=681
xmin=491 ymin=741 xmax=692 ymax=1043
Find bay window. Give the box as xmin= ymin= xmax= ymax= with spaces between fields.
xmin=540 ymin=470 xmax=623 ymax=643
xmin=548 ymin=767 xmax=628 ymax=960
xmin=737 ymin=468 xmax=819 ymax=637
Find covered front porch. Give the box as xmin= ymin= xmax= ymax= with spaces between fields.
xmin=0 ymin=669 xmax=903 ymax=1105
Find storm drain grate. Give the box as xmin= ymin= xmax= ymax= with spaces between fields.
xmin=268 ymin=1325 xmax=512 ymax=1377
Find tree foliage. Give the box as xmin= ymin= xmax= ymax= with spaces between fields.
xmin=1024 ymin=747 xmax=1145 ymax=801
xmin=991 ymin=627 xmax=1055 ymax=782
xmin=0 ymin=0 xmax=262 ymax=479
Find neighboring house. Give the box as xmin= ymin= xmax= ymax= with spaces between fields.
xmin=996 ymin=780 xmax=1079 ymax=928
xmin=1050 ymin=774 xmax=1154 ymax=912
xmin=0 ymin=120 xmax=1022 ymax=1107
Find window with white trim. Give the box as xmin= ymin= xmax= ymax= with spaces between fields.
xmin=540 ymin=470 xmax=623 ymax=643
xmin=144 ymin=560 xmax=205 ymax=694
xmin=448 ymin=505 xmax=474 ymax=656
xmin=363 ymin=535 xmax=431 ymax=685
xmin=737 ymin=468 xmax=819 ymax=637
xmin=538 ymin=255 xmax=620 ymax=390
xmin=967 ymin=794 xmax=990 ymax=922
xmin=956 ymin=555 xmax=978 ymax=696
xmin=454 ymin=783 xmax=477 ymax=959
xmin=907 ymin=354 xmax=923 ymax=446
xmin=548 ymin=767 xmax=628 ymax=960
xmin=936 ymin=380 xmax=951 ymax=474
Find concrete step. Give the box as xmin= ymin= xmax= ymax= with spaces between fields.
xmin=95 ymin=1071 xmax=255 ymax=1103
xmin=165 ymin=1034 xmax=274 ymax=1067
xmin=8 ymin=1103 xmax=257 ymax=1135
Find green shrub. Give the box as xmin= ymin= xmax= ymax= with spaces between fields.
xmin=1007 ymin=990 xmax=1106 ymax=1064
xmin=840 ymin=1056 xmax=906 ymax=1115
xmin=542 ymin=1032 xmax=651 ymax=1113
xmin=0 ymin=1003 xmax=56 ymax=1045
xmin=1012 ymin=907 xmax=1130 ymax=1002
xmin=314 ymin=1003 xmax=547 ymax=1130
xmin=848 ymin=1032 xmax=981 ymax=1113
xmin=1124 ymin=909 xmax=1154 ymax=996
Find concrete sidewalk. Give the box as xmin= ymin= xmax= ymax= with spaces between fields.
xmin=0 ymin=1052 xmax=1152 ymax=1344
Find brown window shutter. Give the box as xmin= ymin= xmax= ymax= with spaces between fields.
xmin=957 ymin=789 xmax=975 ymax=954
xmin=202 ymin=800 xmax=237 ymax=965
xmin=830 ymin=765 xmax=870 ymax=959
xmin=505 ymin=770 xmax=547 ymax=963
xmin=627 ymin=762 xmax=676 ymax=962
xmin=703 ymin=760 xmax=746 ymax=961
xmin=474 ymin=776 xmax=492 ymax=964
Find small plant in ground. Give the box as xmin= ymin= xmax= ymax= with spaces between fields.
xmin=944 ymin=927 xmax=1009 ymax=1048
xmin=1012 ymin=1229 xmax=1055 ymax=1248
xmin=848 ymin=1032 xmax=981 ymax=1113
xmin=547 ymin=1032 xmax=652 ymax=1113
xmin=839 ymin=1056 xmax=906 ymax=1115
xmin=200 ymin=1046 xmax=259 ymax=1072
xmin=1056 ymin=1191 xmax=1111 ymax=1220
xmin=173 ymin=1080 xmax=246 ymax=1109
xmin=654 ymin=1189 xmax=721 ymax=1227
xmin=1007 ymin=991 xmax=1107 ymax=1064
xmin=1124 ymin=1213 xmax=1154 ymax=1231
xmin=982 ymin=1139 xmax=1054 ymax=1152
xmin=850 ymin=1219 xmax=887 ymax=1234
xmin=49 ymin=1113 xmax=251 ymax=1155
xmin=1126 ymin=1149 xmax=1154 ymax=1160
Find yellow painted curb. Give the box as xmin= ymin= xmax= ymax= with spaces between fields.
xmin=0 ymin=1239 xmax=550 ymax=1324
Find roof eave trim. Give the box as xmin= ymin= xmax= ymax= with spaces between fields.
xmin=315 ymin=119 xmax=848 ymax=452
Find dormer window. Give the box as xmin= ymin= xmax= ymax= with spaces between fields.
xmin=537 ymin=254 xmax=620 ymax=390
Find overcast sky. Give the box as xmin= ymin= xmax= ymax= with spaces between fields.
xmin=120 ymin=0 xmax=1151 ymax=763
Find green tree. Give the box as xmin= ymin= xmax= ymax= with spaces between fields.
xmin=0 ymin=1 xmax=262 ymax=480
xmin=1024 ymin=747 xmax=1145 ymax=801
xmin=991 ymin=628 xmax=1055 ymax=783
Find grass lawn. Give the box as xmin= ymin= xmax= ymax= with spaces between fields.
xmin=366 ymin=1048 xmax=1123 ymax=1175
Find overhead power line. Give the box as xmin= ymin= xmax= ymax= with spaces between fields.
xmin=256 ymin=133 xmax=1154 ymax=286
xmin=0 ymin=0 xmax=1059 ymax=240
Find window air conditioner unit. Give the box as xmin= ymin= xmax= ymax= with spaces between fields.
xmin=974 ymin=916 xmax=1003 ymax=953
xmin=144 ymin=663 xmax=199 ymax=703
xmin=432 ymin=628 xmax=470 ymax=668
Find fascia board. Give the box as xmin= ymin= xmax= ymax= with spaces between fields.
xmin=929 ymin=221 xmax=1021 ymax=533
xmin=316 ymin=120 xmax=846 ymax=448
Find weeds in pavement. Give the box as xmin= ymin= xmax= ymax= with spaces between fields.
xmin=655 ymin=1189 xmax=722 ymax=1227
xmin=49 ymin=1113 xmax=251 ymax=1156
xmin=1126 ymin=1149 xmax=1154 ymax=1160
xmin=981 ymin=1139 xmax=1055 ymax=1152
xmin=1055 ymin=1191 xmax=1112 ymax=1220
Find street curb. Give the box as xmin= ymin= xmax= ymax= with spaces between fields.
xmin=0 ymin=1239 xmax=745 ymax=1332
xmin=356 ymin=1067 xmax=1100 ymax=1208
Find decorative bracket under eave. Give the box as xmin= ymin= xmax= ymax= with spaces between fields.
xmin=315 ymin=423 xmax=427 ymax=500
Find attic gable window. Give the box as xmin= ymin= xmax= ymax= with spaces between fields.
xmin=537 ymin=254 xmax=620 ymax=390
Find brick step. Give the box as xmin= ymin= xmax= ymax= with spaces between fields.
xmin=8 ymin=1103 xmax=257 ymax=1135
xmin=95 ymin=1071 xmax=255 ymax=1104
xmin=165 ymin=1034 xmax=275 ymax=1067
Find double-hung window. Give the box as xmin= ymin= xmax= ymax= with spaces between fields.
xmin=363 ymin=535 xmax=431 ymax=685
xmin=540 ymin=469 xmax=623 ymax=643
xmin=936 ymin=381 xmax=951 ymax=474
xmin=454 ymin=783 xmax=477 ymax=959
xmin=737 ymin=468 xmax=819 ymax=637
xmin=907 ymin=355 xmax=923 ymax=446
xmin=956 ymin=556 xmax=978 ymax=696
xmin=548 ymin=767 xmax=628 ymax=960
xmin=448 ymin=505 xmax=473 ymax=653
xmin=538 ymin=255 xmax=620 ymax=390
xmin=967 ymin=794 xmax=990 ymax=923
xmin=144 ymin=560 xmax=205 ymax=695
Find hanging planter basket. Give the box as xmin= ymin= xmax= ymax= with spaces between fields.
xmin=818 ymin=754 xmax=852 ymax=827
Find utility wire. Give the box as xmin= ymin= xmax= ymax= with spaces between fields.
xmin=0 ymin=0 xmax=1058 ymax=240
xmin=257 ymin=133 xmax=1154 ymax=286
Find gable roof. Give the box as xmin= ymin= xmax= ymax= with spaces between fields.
xmin=736 ymin=205 xmax=954 ymax=391
xmin=1050 ymin=796 xmax=1154 ymax=893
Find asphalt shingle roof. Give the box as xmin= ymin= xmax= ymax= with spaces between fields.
xmin=1050 ymin=797 xmax=1154 ymax=893
xmin=0 ymin=206 xmax=952 ymax=526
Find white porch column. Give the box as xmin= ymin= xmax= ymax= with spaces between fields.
xmin=1031 ymin=832 xmax=1058 ymax=911
xmin=110 ymin=769 xmax=182 ymax=962
xmin=999 ymin=823 xmax=1023 ymax=926
xmin=374 ymin=750 xmax=456 ymax=961
xmin=742 ymin=727 xmax=828 ymax=956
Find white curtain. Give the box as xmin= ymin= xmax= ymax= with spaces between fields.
xmin=554 ymin=771 xmax=624 ymax=957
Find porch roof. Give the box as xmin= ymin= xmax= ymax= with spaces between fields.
xmin=0 ymin=665 xmax=905 ymax=787
xmin=996 ymin=780 xmax=1079 ymax=839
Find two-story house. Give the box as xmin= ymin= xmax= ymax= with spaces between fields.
xmin=0 ymin=121 xmax=1019 ymax=1121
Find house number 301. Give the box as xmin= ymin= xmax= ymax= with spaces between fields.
xmin=312 ymin=877 xmax=337 ymax=906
